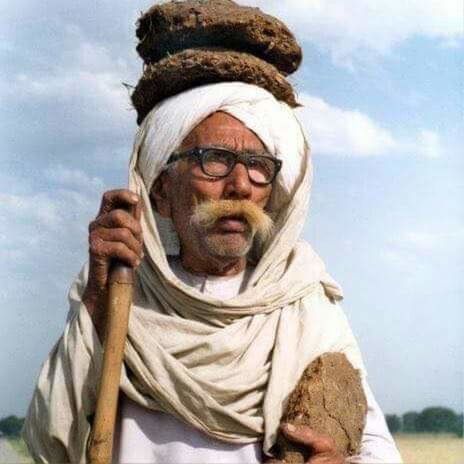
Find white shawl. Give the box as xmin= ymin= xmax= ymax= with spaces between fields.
xmin=23 ymin=82 xmax=366 ymax=463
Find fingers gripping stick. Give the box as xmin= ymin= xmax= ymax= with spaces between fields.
xmin=88 ymin=203 xmax=136 ymax=464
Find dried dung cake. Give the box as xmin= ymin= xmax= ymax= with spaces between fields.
xmin=136 ymin=0 xmax=302 ymax=75
xmin=131 ymin=48 xmax=298 ymax=124
xmin=275 ymin=352 xmax=367 ymax=463
xmin=131 ymin=0 xmax=303 ymax=123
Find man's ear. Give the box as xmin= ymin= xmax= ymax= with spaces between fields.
xmin=150 ymin=171 xmax=172 ymax=218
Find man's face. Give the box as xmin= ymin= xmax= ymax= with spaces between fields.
xmin=152 ymin=111 xmax=273 ymax=272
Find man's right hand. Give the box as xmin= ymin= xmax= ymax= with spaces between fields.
xmin=82 ymin=189 xmax=143 ymax=337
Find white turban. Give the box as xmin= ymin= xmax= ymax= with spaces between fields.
xmin=23 ymin=82 xmax=369 ymax=464
xmin=135 ymin=82 xmax=306 ymax=200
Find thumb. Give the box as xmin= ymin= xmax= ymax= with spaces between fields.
xmin=281 ymin=423 xmax=337 ymax=454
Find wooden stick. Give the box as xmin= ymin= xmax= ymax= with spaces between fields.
xmin=87 ymin=264 xmax=134 ymax=464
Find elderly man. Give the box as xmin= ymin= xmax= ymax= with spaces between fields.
xmin=23 ymin=83 xmax=402 ymax=463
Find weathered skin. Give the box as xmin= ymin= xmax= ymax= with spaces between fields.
xmin=82 ymin=189 xmax=143 ymax=339
xmin=82 ymin=111 xmax=345 ymax=464
xmin=151 ymin=111 xmax=272 ymax=276
xmin=266 ymin=424 xmax=345 ymax=464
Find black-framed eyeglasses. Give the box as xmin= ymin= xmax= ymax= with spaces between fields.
xmin=167 ymin=147 xmax=282 ymax=185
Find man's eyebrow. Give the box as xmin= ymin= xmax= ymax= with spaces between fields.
xmin=195 ymin=144 xmax=270 ymax=155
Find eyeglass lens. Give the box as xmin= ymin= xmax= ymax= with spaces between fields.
xmin=202 ymin=150 xmax=277 ymax=184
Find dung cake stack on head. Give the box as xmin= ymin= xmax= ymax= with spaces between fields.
xmin=131 ymin=0 xmax=303 ymax=124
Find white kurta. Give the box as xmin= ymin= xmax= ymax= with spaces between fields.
xmin=115 ymin=258 xmax=402 ymax=464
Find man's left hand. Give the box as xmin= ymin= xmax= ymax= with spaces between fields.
xmin=266 ymin=423 xmax=346 ymax=464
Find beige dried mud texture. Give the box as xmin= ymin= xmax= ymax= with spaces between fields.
xmin=275 ymin=352 xmax=368 ymax=463
xmin=135 ymin=0 xmax=302 ymax=74
xmin=131 ymin=0 xmax=303 ymax=124
xmin=132 ymin=48 xmax=298 ymax=124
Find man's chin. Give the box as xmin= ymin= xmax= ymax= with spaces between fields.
xmin=200 ymin=233 xmax=253 ymax=259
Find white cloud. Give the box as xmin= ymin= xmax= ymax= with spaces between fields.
xmin=416 ymin=130 xmax=443 ymax=159
xmin=45 ymin=166 xmax=105 ymax=192
xmin=13 ymin=70 xmax=131 ymax=125
xmin=1 ymin=40 xmax=135 ymax=133
xmin=379 ymin=227 xmax=464 ymax=282
xmin=0 ymin=193 xmax=62 ymax=229
xmin=75 ymin=41 xmax=129 ymax=74
xmin=401 ymin=229 xmax=464 ymax=252
xmin=239 ymin=0 xmax=463 ymax=65
xmin=381 ymin=227 xmax=464 ymax=271
xmin=296 ymin=93 xmax=443 ymax=158
xmin=380 ymin=248 xmax=418 ymax=273
xmin=440 ymin=38 xmax=463 ymax=49
xmin=0 ymin=164 xmax=104 ymax=258
xmin=0 ymin=171 xmax=100 ymax=277
xmin=296 ymin=94 xmax=396 ymax=156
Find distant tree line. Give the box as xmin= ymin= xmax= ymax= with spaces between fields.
xmin=0 ymin=415 xmax=24 ymax=437
xmin=1 ymin=408 xmax=463 ymax=439
xmin=385 ymin=407 xmax=463 ymax=437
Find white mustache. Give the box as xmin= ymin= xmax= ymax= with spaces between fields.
xmin=190 ymin=199 xmax=274 ymax=243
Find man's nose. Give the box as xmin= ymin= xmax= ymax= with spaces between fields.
xmin=223 ymin=162 xmax=252 ymax=199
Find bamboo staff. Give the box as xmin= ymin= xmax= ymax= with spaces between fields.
xmin=87 ymin=246 xmax=135 ymax=464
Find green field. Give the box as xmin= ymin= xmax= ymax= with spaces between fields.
xmin=5 ymin=438 xmax=32 ymax=463
xmin=395 ymin=433 xmax=464 ymax=464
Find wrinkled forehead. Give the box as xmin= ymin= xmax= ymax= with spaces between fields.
xmin=178 ymin=111 xmax=267 ymax=154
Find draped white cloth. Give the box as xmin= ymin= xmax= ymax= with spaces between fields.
xmin=23 ymin=82 xmax=367 ymax=463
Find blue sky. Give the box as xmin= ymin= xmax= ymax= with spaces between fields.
xmin=0 ymin=0 xmax=462 ymax=418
